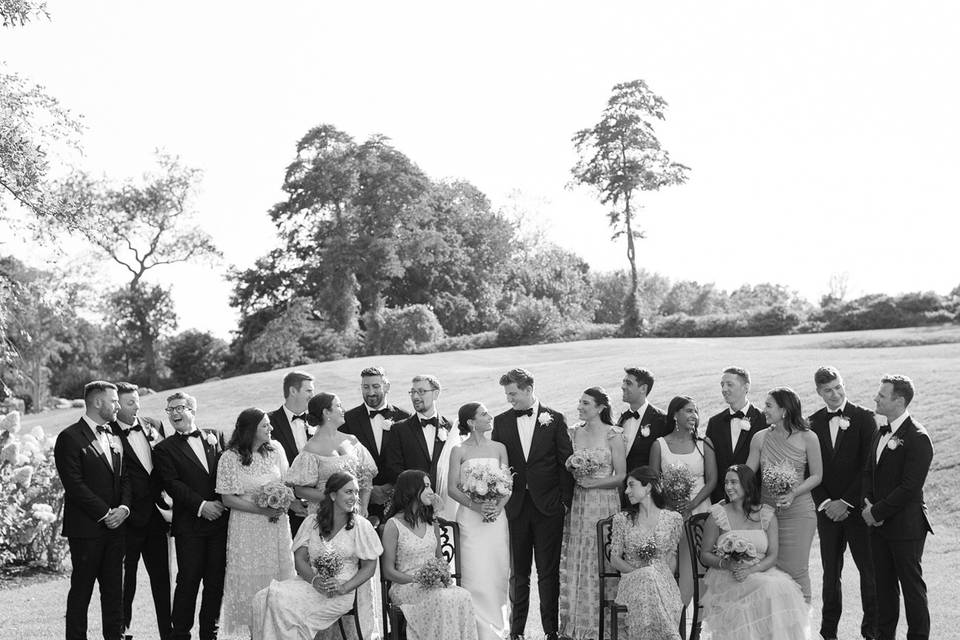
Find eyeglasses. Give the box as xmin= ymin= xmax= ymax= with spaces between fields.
xmin=408 ymin=389 xmax=436 ymax=397
xmin=165 ymin=405 xmax=192 ymax=414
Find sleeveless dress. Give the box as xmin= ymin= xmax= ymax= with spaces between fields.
xmin=612 ymin=509 xmax=684 ymax=640
xmin=701 ymin=504 xmax=808 ymax=640
xmin=250 ymin=515 xmax=383 ymax=640
xmin=389 ymin=519 xmax=479 ymax=640
xmin=456 ymin=458 xmax=511 ymax=640
xmin=759 ymin=429 xmax=817 ymax=602
xmin=655 ymin=436 xmax=711 ymax=515
xmin=216 ymin=447 xmax=295 ymax=636
xmin=559 ymin=428 xmax=624 ymax=639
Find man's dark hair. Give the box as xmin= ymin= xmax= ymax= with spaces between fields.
xmin=722 ymin=366 xmax=751 ymax=385
xmin=881 ymin=374 xmax=915 ymax=407
xmin=360 ymin=366 xmax=387 ymax=379
xmin=624 ymin=367 xmax=655 ymax=394
xmin=499 ymin=368 xmax=534 ymax=390
xmin=114 ymin=381 xmax=139 ymax=396
xmin=283 ymin=371 xmax=314 ymax=398
xmin=84 ymin=381 xmax=117 ymax=402
xmin=813 ymin=366 xmax=841 ymax=388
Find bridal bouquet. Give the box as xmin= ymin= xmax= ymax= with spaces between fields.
xmin=458 ymin=465 xmax=513 ymax=522
xmin=255 ymin=480 xmax=296 ymax=522
xmin=565 ymin=450 xmax=604 ymax=479
xmin=660 ymin=463 xmax=695 ymax=511
xmin=414 ymin=557 xmax=452 ymax=589
xmin=627 ymin=535 xmax=659 ymax=566
xmin=311 ymin=546 xmax=344 ymax=583
xmin=762 ymin=460 xmax=798 ymax=498
xmin=716 ymin=534 xmax=760 ymax=566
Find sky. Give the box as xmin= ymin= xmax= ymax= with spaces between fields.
xmin=3 ymin=1 xmax=959 ymax=339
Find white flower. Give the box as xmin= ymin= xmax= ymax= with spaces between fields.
xmin=1 ymin=410 xmax=21 ymax=433
xmin=640 ymin=424 xmax=651 ymax=438
xmin=887 ymin=437 xmax=903 ymax=451
xmin=306 ymin=425 xmax=317 ymax=437
xmin=735 ymin=418 xmax=752 ymax=432
xmin=437 ymin=428 xmax=448 ymax=442
xmin=109 ymin=440 xmax=122 ymax=455
xmin=31 ymin=503 xmax=56 ymax=524
xmin=537 ymin=413 xmax=553 ymax=427
xmin=2 ymin=441 xmax=21 ymax=463
xmin=382 ymin=421 xmax=393 ymax=432
xmin=205 ymin=433 xmax=218 ymax=447
xmin=836 ymin=417 xmax=850 ymax=431
xmin=13 ymin=465 xmax=34 ymax=487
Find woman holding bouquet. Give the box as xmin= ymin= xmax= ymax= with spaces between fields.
xmin=251 ymin=471 xmax=382 ymax=640
xmin=446 ymin=402 xmax=511 ymax=640
xmin=216 ymin=408 xmax=296 ymax=636
xmin=382 ymin=469 xmax=478 ymax=640
xmin=746 ymin=386 xmax=821 ymax=602
xmin=649 ymin=395 xmax=717 ymax=605
xmin=699 ymin=465 xmax=808 ymax=640
xmin=559 ymin=387 xmax=627 ymax=639
xmin=610 ymin=466 xmax=684 ymax=640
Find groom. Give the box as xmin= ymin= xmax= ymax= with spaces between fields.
xmin=492 ymin=368 xmax=573 ymax=640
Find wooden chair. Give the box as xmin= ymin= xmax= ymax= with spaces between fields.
xmin=684 ymin=512 xmax=710 ymax=640
xmin=335 ymin=590 xmax=363 ymax=640
xmin=380 ymin=517 xmax=462 ymax=640
xmin=597 ymin=514 xmax=628 ymax=640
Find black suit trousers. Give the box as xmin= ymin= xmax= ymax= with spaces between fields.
xmin=871 ymin=531 xmax=929 ymax=640
xmin=66 ymin=532 xmax=125 ymax=640
xmin=122 ymin=523 xmax=171 ymax=639
xmin=816 ymin=511 xmax=877 ymax=638
xmin=171 ymin=531 xmax=227 ymax=640
xmin=507 ymin=491 xmax=564 ymax=636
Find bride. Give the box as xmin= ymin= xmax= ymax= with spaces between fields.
xmin=441 ymin=402 xmax=512 ymax=640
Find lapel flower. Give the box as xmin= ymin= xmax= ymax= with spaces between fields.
xmin=382 ymin=421 xmax=393 ymax=432
xmin=436 ymin=427 xmax=448 ymax=442
xmin=887 ymin=436 xmax=903 ymax=451
xmin=109 ymin=439 xmax=122 ymax=455
xmin=735 ymin=417 xmax=751 ymax=432
xmin=306 ymin=424 xmax=317 ymax=437
xmin=143 ymin=424 xmax=158 ymax=445
xmin=537 ymin=412 xmax=553 ymax=427
xmin=640 ymin=424 xmax=651 ymax=438
xmin=204 ymin=432 xmax=218 ymax=447
xmin=834 ymin=416 xmax=850 ymax=431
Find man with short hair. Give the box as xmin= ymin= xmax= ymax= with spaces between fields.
xmin=267 ymin=370 xmax=314 ymax=534
xmin=619 ymin=367 xmax=668 ymax=473
xmin=862 ymin=375 xmax=933 ymax=640
xmin=705 ymin=366 xmax=765 ymax=503
xmin=382 ymin=374 xmax=452 ymax=488
xmin=54 ymin=380 xmax=131 ymax=640
xmin=808 ymin=367 xmax=878 ymax=640
xmin=491 ymin=368 xmax=573 ymax=640
xmin=340 ymin=366 xmax=410 ymax=523
xmin=111 ymin=381 xmax=172 ymax=640
xmin=153 ymin=392 xmax=227 ymax=640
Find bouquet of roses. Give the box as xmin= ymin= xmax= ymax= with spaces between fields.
xmin=660 ymin=463 xmax=695 ymax=511
xmin=762 ymin=460 xmax=797 ymax=498
xmin=458 ymin=465 xmax=514 ymax=522
xmin=414 ymin=557 xmax=452 ymax=589
xmin=627 ymin=535 xmax=659 ymax=566
xmin=715 ymin=534 xmax=760 ymax=566
xmin=565 ymin=450 xmax=604 ymax=479
xmin=255 ymin=480 xmax=296 ymax=522
xmin=311 ymin=546 xmax=344 ymax=584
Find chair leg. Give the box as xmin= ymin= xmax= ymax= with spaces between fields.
xmin=611 ymin=608 xmax=618 ymax=640
xmin=599 ymin=605 xmax=605 ymax=640
xmin=354 ymin=610 xmax=364 ymax=640
xmin=337 ymin=616 xmax=347 ymax=640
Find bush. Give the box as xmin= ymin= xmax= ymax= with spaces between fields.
xmin=496 ymin=297 xmax=562 ymax=346
xmin=378 ymin=305 xmax=446 ymax=355
xmin=417 ymin=331 xmax=500 ymax=353
xmin=165 ymin=330 xmax=229 ymax=387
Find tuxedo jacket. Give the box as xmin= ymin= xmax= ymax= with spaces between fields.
xmin=862 ymin=415 xmax=933 ymax=539
xmin=340 ymin=403 xmax=411 ymax=486
xmin=491 ymin=405 xmax=574 ymax=519
xmin=619 ymin=404 xmax=668 ymax=472
xmin=381 ymin=414 xmax=453 ymax=487
xmin=705 ymin=403 xmax=766 ymax=503
xmin=152 ymin=428 xmax=228 ymax=538
xmin=268 ymin=406 xmax=303 ymax=466
xmin=109 ymin=416 xmax=170 ymax=531
xmin=809 ymin=401 xmax=876 ymax=512
xmin=54 ymin=418 xmax=132 ymax=539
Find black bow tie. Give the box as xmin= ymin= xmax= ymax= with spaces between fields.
xmin=126 ymin=423 xmax=144 ymax=433
xmin=730 ymin=411 xmax=745 ymax=420
xmin=421 ymin=417 xmax=438 ymax=427
xmin=369 ymin=408 xmax=391 ymax=419
xmin=878 ymin=424 xmax=892 ymax=436
xmin=290 ymin=413 xmax=306 ymax=422
xmin=621 ymin=410 xmax=640 ymax=422
xmin=514 ymin=408 xmax=534 ymax=418
xmin=179 ymin=430 xmax=201 ymax=439
xmin=95 ymin=425 xmax=111 ymax=436
xmin=826 ymin=409 xmax=843 ymax=419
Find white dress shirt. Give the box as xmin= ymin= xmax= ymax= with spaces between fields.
xmin=82 ymin=415 xmax=114 ymax=470
xmin=729 ymin=402 xmax=752 ymax=450
xmin=417 ymin=413 xmax=438 ymax=458
xmin=181 ymin=427 xmax=209 ymax=473
xmin=284 ymin=406 xmax=308 ymax=450
xmin=366 ymin=402 xmax=390 ymax=454
xmin=827 ymin=399 xmax=849 ymax=450
xmin=517 ymin=401 xmax=540 ymax=461
xmin=622 ymin=401 xmax=649 ymax=454
xmin=118 ymin=418 xmax=153 ymax=473
xmin=876 ymin=411 xmax=909 ymax=463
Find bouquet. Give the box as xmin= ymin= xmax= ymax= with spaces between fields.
xmin=626 ymin=535 xmax=658 ymax=566
xmin=565 ymin=450 xmax=604 ymax=479
xmin=255 ymin=480 xmax=296 ymax=522
xmin=660 ymin=463 xmax=695 ymax=511
xmin=311 ymin=546 xmax=345 ymax=584
xmin=414 ymin=557 xmax=452 ymax=589
xmin=762 ymin=460 xmax=797 ymax=498
xmin=458 ymin=465 xmax=514 ymax=522
xmin=715 ymin=534 xmax=760 ymax=566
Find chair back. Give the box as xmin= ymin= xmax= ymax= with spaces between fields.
xmin=684 ymin=512 xmax=710 ymax=640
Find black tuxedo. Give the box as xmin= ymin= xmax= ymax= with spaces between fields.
xmin=492 ymin=404 xmax=574 ymax=637
xmin=153 ymin=429 xmax=228 ymax=640
xmin=620 ymin=403 xmax=668 ymax=473
xmin=340 ymin=403 xmax=411 ymax=520
xmin=862 ymin=415 xmax=933 ymax=640
xmin=111 ymin=416 xmax=172 ymax=640
xmin=54 ymin=417 xmax=132 ymax=640
xmin=705 ymin=403 xmax=766 ymax=503
xmin=808 ymin=402 xmax=878 ymax=639
xmin=267 ymin=406 xmax=310 ymax=534
xmin=382 ymin=413 xmax=452 ymax=488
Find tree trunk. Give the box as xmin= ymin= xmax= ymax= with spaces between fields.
xmin=621 ymin=193 xmax=642 ymax=336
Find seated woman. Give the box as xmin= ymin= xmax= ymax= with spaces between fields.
xmin=251 ymin=471 xmax=382 ymax=640
xmin=699 ymin=465 xmax=809 ymax=640
xmin=381 ymin=469 xmax=479 ymax=640
xmin=609 ymin=466 xmax=684 ymax=640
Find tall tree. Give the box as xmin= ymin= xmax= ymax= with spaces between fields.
xmin=571 ymin=79 xmax=690 ymax=336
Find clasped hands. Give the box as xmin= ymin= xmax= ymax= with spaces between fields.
xmin=822 ymin=499 xmax=850 ymax=522
xmin=102 ymin=507 xmax=129 ymax=529
xmin=200 ymin=500 xmax=227 ymax=521
xmin=861 ymin=498 xmax=884 ymax=527
xmin=312 ymin=576 xmax=345 ymax=598
xmin=775 ymin=490 xmax=796 ymax=509
xmin=724 ymin=559 xmax=754 ymax=583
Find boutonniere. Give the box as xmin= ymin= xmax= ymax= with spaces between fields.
xmin=306 ymin=424 xmax=317 ymax=437
xmin=639 ymin=424 xmax=651 ymax=438
xmin=143 ymin=425 xmax=158 ymax=445
xmin=382 ymin=421 xmax=393 ymax=432
xmin=735 ymin=417 xmax=751 ymax=432
xmin=537 ymin=413 xmax=553 ymax=427
xmin=887 ymin=436 xmax=903 ymax=451
xmin=835 ymin=416 xmax=850 ymax=431
xmin=204 ymin=432 xmax=218 ymax=447
xmin=436 ymin=427 xmax=448 ymax=442
xmin=109 ymin=439 xmax=122 ymax=455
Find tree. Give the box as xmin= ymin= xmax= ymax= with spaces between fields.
xmin=505 ymin=244 xmax=596 ymax=322
xmin=571 ymin=80 xmax=690 ymax=336
xmin=61 ymin=153 xmax=219 ymax=388
xmin=658 ymin=280 xmax=727 ymax=316
xmin=164 ymin=330 xmax=228 ymax=387
xmin=1 ymin=1 xmax=48 ymax=26
xmin=101 ymin=284 xmax=177 ymax=386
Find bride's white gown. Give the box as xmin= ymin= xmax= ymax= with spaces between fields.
xmin=456 ymin=458 xmax=511 ymax=640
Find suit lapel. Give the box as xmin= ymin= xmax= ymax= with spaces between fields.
xmin=731 ymin=407 xmax=760 ymax=460
xmin=115 ymin=426 xmax=147 ymax=474
xmin=411 ymin=417 xmax=431 ymax=463
xmin=202 ymin=432 xmax=217 ymax=474
xmin=528 ymin=407 xmax=552 ymax=459
xmin=501 ymin=412 xmax=525 ymax=463
xmin=173 ymin=433 xmax=211 ymax=475
xmin=82 ymin=423 xmax=116 ymax=475
xmin=272 ymin=408 xmax=297 ymax=455
xmin=356 ymin=409 xmax=379 ymax=457
xmin=832 ymin=420 xmax=847 ymax=458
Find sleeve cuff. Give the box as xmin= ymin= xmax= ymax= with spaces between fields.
xmin=117 ymin=505 xmax=130 ymax=516
xmin=817 ymin=499 xmax=830 ymax=511
xmin=197 ymin=500 xmax=206 ymax=517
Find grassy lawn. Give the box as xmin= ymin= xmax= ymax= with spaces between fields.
xmin=4 ymin=325 xmax=958 ymax=639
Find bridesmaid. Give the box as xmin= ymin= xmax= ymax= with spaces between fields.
xmin=746 ymin=386 xmax=822 ymax=602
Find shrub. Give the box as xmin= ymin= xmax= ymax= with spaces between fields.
xmin=378 ymin=305 xmax=446 ymax=355
xmin=496 ymin=297 xmax=562 ymax=346
xmin=417 ymin=331 xmax=500 ymax=353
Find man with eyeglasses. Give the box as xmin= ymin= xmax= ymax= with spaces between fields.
xmin=152 ymin=392 xmax=227 ymax=640
xmin=382 ymin=374 xmax=452 ymax=490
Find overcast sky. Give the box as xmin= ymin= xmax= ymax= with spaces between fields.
xmin=3 ymin=1 xmax=959 ymax=338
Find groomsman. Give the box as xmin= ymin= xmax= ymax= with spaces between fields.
xmin=808 ymin=367 xmax=878 ymax=640
xmin=340 ymin=366 xmax=410 ymax=522
xmin=111 ymin=382 xmax=172 ymax=640
xmin=619 ymin=367 xmax=668 ymax=472
xmin=705 ymin=366 xmax=765 ymax=503
xmin=492 ymin=368 xmax=574 ymax=640
xmin=267 ymin=370 xmax=314 ymax=534
xmin=382 ymin=374 xmax=452 ymax=487
xmin=862 ymin=375 xmax=933 ymax=640
xmin=153 ymin=392 xmax=228 ymax=640
xmin=54 ymin=381 xmax=131 ymax=640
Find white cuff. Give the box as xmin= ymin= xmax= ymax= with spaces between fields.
xmin=197 ymin=500 xmax=206 ymax=517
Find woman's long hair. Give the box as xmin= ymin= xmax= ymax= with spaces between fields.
xmin=306 ymin=392 xmax=337 ymax=427
xmin=226 ymin=408 xmax=273 ymax=466
xmin=767 ymin=386 xmax=808 ymax=434
xmin=583 ymin=386 xmax=613 ymax=425
xmin=665 ymin=395 xmax=710 ymax=457
xmin=457 ymin=402 xmax=482 ymax=436
xmin=623 ymin=466 xmax=665 ymax=523
xmin=391 ymin=469 xmax=433 ymax=528
xmin=314 ymin=471 xmax=357 ymax=536
xmin=725 ymin=464 xmax=763 ymax=520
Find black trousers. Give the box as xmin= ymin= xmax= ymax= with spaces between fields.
xmin=817 ymin=511 xmax=878 ymax=639
xmin=66 ymin=532 xmax=125 ymax=640
xmin=170 ymin=531 xmax=227 ymax=640
xmin=122 ymin=524 xmax=171 ymax=639
xmin=507 ymin=492 xmax=564 ymax=636
xmin=871 ymin=531 xmax=929 ymax=640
